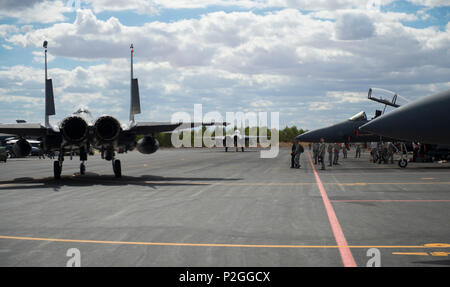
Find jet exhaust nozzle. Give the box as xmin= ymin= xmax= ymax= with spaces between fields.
xmin=60 ymin=116 xmax=89 ymax=143
xmin=94 ymin=116 xmax=121 ymax=142
xmin=137 ymin=136 xmax=159 ymax=154
xmin=12 ymin=138 xmax=32 ymax=157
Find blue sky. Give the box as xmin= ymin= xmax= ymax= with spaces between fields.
xmin=0 ymin=0 xmax=449 ymax=130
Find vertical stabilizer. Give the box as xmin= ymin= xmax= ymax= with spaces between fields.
xmin=129 ymin=44 xmax=141 ymax=123
xmin=44 ymin=41 xmax=55 ymax=128
xmin=45 ymin=79 xmax=55 ymax=116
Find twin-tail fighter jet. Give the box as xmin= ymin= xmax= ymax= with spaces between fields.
xmin=0 ymin=42 xmax=225 ymax=179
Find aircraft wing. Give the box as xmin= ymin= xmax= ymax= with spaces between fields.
xmin=0 ymin=123 xmax=50 ymax=137
xmin=129 ymin=122 xmax=227 ymax=135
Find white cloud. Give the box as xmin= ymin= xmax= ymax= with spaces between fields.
xmin=1 ymin=3 xmax=449 ymax=129
xmin=2 ymin=44 xmax=13 ymax=50
xmin=336 ymin=12 xmax=376 ymax=40
xmin=0 ymin=1 xmax=71 ymax=24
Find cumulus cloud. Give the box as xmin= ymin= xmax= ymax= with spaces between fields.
xmin=1 ymin=2 xmax=449 ymax=129
xmin=336 ymin=12 xmax=376 ymax=40
xmin=0 ymin=0 xmax=71 ymax=23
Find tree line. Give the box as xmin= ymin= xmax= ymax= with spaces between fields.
xmin=139 ymin=126 xmax=306 ymax=148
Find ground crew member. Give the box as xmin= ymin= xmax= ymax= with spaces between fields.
xmin=327 ymin=143 xmax=333 ymax=166
xmin=318 ymin=138 xmax=326 ymax=170
xmin=370 ymin=142 xmax=377 ymax=162
xmin=313 ymin=142 xmax=319 ymax=164
xmin=294 ymin=140 xmax=304 ymax=169
xmin=355 ymin=144 xmax=361 ymax=158
xmin=387 ymin=142 xmax=397 ymax=164
xmin=333 ymin=143 xmax=340 ymax=165
xmin=291 ymin=140 xmax=296 ymax=168
xmin=342 ymin=144 xmax=348 ymax=159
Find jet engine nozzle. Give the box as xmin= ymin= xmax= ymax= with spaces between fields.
xmin=12 ymin=138 xmax=32 ymax=157
xmin=94 ymin=116 xmax=121 ymax=142
xmin=60 ymin=116 xmax=89 ymax=143
xmin=137 ymin=136 xmax=159 ymax=154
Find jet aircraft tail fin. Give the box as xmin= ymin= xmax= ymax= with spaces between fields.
xmin=46 ymin=79 xmax=55 ymax=117
xmin=129 ymin=44 xmax=141 ymax=123
xmin=130 ymin=78 xmax=141 ymax=121
xmin=44 ymin=40 xmax=55 ymax=128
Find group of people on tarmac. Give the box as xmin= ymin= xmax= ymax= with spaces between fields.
xmin=369 ymin=141 xmax=398 ymax=164
xmin=314 ymin=140 xmax=348 ymax=170
xmin=291 ymin=139 xmax=351 ymax=170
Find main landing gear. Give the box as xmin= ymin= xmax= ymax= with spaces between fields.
xmin=112 ymin=159 xmax=121 ymax=178
xmin=53 ymin=148 xmax=89 ymax=179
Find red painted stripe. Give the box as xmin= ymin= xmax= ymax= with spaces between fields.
xmin=307 ymin=151 xmax=357 ymax=267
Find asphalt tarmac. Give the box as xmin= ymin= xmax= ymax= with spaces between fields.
xmin=0 ymin=148 xmax=449 ymax=266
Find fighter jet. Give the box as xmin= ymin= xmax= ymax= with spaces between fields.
xmin=296 ymin=111 xmax=386 ymax=143
xmin=360 ymin=89 xmax=450 ymax=145
xmin=0 ymin=42 xmax=224 ymax=179
xmin=296 ymin=88 xmax=401 ymax=144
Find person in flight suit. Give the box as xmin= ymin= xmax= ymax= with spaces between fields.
xmin=294 ymin=140 xmax=304 ymax=169
xmin=313 ymin=142 xmax=319 ymax=164
xmin=342 ymin=144 xmax=348 ymax=159
xmin=327 ymin=143 xmax=333 ymax=166
xmin=333 ymin=143 xmax=340 ymax=165
xmin=386 ymin=142 xmax=397 ymax=164
xmin=355 ymin=144 xmax=361 ymax=158
xmin=291 ymin=140 xmax=296 ymax=168
xmin=318 ymin=138 xmax=326 ymax=170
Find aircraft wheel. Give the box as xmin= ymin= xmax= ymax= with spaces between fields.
xmin=54 ymin=161 xmax=62 ymax=179
xmin=80 ymin=163 xmax=86 ymax=175
xmin=225 ymin=147 xmax=228 ymax=152
xmin=399 ymin=159 xmax=408 ymax=168
xmin=241 ymin=147 xmax=244 ymax=152
xmin=113 ymin=159 xmax=122 ymax=178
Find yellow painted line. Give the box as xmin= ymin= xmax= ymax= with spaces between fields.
xmin=392 ymin=252 xmax=429 ymax=256
xmin=0 ymin=236 xmax=449 ymax=249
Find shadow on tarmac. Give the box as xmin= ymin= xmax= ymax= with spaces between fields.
xmin=0 ymin=173 xmax=243 ymax=192
xmin=412 ymin=260 xmax=450 ymax=266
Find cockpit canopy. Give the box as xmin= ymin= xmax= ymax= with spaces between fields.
xmin=74 ymin=107 xmax=92 ymax=115
xmin=348 ymin=111 xmax=367 ymax=121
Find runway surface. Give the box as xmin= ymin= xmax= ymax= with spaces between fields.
xmin=0 ymin=148 xmax=449 ymax=266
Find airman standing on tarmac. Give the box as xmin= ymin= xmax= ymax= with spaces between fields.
xmin=387 ymin=142 xmax=397 ymax=164
xmin=333 ymin=143 xmax=340 ymax=165
xmin=294 ymin=140 xmax=304 ymax=169
xmin=355 ymin=144 xmax=361 ymax=158
xmin=318 ymin=138 xmax=326 ymax=170
xmin=342 ymin=144 xmax=348 ymax=159
xmin=313 ymin=142 xmax=319 ymax=164
xmin=327 ymin=143 xmax=333 ymax=166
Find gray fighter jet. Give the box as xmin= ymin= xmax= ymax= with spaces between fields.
xmin=360 ymin=89 xmax=450 ymax=145
xmin=296 ymin=88 xmax=401 ymax=143
xmin=0 ymin=42 xmax=224 ymax=179
xmin=296 ymin=111 xmax=385 ymax=143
